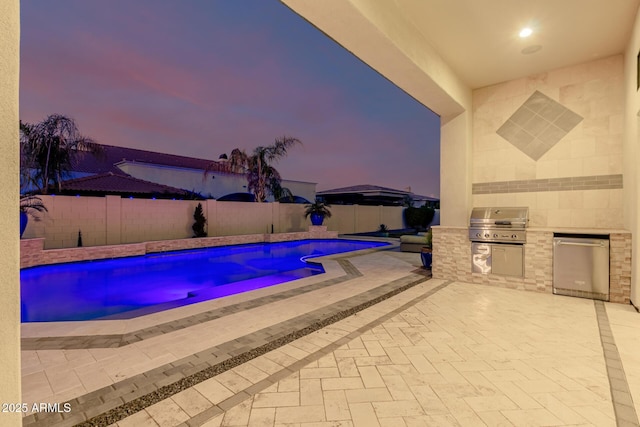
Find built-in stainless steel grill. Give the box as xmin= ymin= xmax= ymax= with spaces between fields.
xmin=469 ymin=207 xmax=529 ymax=277
xmin=469 ymin=207 xmax=529 ymax=243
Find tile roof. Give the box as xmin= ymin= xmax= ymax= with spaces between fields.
xmin=70 ymin=144 xmax=231 ymax=175
xmin=317 ymin=184 xmax=439 ymax=202
xmin=55 ymin=172 xmax=197 ymax=198
xmin=317 ymin=184 xmax=412 ymax=195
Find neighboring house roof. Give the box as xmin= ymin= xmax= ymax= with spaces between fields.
xmin=411 ymin=194 xmax=440 ymax=202
xmin=51 ymin=172 xmax=199 ymax=199
xmin=317 ymin=184 xmax=411 ymax=196
xmin=217 ymin=192 xmax=256 ymax=202
xmin=70 ymin=143 xmax=230 ymax=175
xmin=317 ymin=184 xmax=439 ymax=206
xmin=279 ymin=195 xmax=311 ymax=204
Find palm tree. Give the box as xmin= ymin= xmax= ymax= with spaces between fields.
xmin=20 ymin=114 xmax=101 ymax=194
xmin=207 ymin=136 xmax=301 ymax=202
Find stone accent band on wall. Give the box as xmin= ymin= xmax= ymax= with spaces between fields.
xmin=20 ymin=226 xmax=338 ymax=269
xmin=472 ymin=174 xmax=623 ymax=194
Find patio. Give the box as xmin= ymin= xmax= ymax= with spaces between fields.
xmin=20 ymin=249 xmax=640 ymax=427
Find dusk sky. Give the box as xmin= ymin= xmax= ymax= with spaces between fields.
xmin=20 ymin=0 xmax=441 ymax=197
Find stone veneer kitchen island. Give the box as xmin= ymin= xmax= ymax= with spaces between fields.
xmin=431 ymin=225 xmax=632 ymax=304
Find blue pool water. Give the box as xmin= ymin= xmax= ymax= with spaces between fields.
xmin=21 ymin=239 xmax=388 ymax=322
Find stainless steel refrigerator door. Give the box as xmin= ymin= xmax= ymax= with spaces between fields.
xmin=553 ymin=237 xmax=609 ymax=301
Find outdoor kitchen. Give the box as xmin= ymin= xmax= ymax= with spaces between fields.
xmin=432 ymin=217 xmax=632 ymax=304
xmin=426 ymin=54 xmax=633 ymax=305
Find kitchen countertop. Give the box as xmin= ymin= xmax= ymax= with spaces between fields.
xmin=434 ymin=225 xmax=630 ymax=234
xmin=527 ymin=227 xmax=630 ymax=234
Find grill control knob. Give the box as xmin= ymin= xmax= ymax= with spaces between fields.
xmin=512 ymin=234 xmax=518 ymax=239
xmin=476 ymin=233 xmax=481 ymax=238
xmin=484 ymin=233 xmax=490 ymax=238
xmin=493 ymin=234 xmax=498 ymax=238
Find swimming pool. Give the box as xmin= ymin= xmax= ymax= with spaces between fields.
xmin=20 ymin=239 xmax=389 ymax=322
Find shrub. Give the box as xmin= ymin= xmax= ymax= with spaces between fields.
xmin=192 ymin=203 xmax=207 ymax=237
xmin=403 ymin=206 xmax=435 ymax=230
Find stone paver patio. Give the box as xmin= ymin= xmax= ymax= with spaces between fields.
xmin=18 ymin=249 xmax=640 ymax=427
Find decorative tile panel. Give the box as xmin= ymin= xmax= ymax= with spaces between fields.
xmin=472 ymin=174 xmax=622 ymax=194
xmin=496 ymin=91 xmax=583 ymax=160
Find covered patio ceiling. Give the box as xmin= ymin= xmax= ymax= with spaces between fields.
xmin=282 ymin=0 xmax=639 ymax=118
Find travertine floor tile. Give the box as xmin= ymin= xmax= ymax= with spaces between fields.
xmin=24 ymin=266 xmax=640 ymax=427
xmin=253 ymin=391 xmax=300 ymax=408
xmin=194 ymin=378 xmax=235 ymax=404
xmin=171 ymin=387 xmax=214 ymax=417
xmin=145 ymin=399 xmax=190 ymax=426
xmin=117 ymin=409 xmax=159 ymax=427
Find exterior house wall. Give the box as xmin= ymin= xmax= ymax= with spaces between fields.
xmin=22 ymin=195 xmax=405 ymax=249
xmin=0 ymin=0 xmax=21 ymax=418
xmin=116 ymin=161 xmax=317 ymax=202
xmin=623 ymin=6 xmax=640 ymax=304
xmin=472 ymin=55 xmax=625 ymax=229
xmin=116 ymin=161 xmax=247 ymax=199
xmin=434 ymin=56 xmax=632 ymax=304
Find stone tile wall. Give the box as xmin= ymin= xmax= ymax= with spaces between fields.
xmin=20 ymin=228 xmax=339 ymax=269
xmin=145 ymin=234 xmax=264 ymax=253
xmin=610 ymin=233 xmax=633 ymax=304
xmin=20 ymin=238 xmax=45 ymax=269
xmin=433 ymin=226 xmax=631 ymax=304
xmin=264 ymin=226 xmax=338 ymax=242
xmin=472 ymin=55 xmax=625 ymax=229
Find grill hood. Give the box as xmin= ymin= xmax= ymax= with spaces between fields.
xmin=469 ymin=207 xmax=529 ymax=229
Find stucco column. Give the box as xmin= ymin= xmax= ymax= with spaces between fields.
xmin=440 ymin=111 xmax=473 ymax=226
xmin=0 ymin=0 xmax=23 ymax=424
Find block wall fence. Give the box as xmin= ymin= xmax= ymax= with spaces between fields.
xmin=21 ymin=195 xmax=405 ymax=249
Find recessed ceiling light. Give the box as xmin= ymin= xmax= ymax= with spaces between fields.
xmin=521 ymin=45 xmax=542 ymax=55
xmin=519 ymin=27 xmax=533 ymax=38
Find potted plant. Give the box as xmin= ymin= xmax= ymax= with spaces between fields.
xmin=304 ymin=200 xmax=332 ymax=226
xmin=378 ymin=224 xmax=389 ymax=237
xmin=420 ymin=228 xmax=433 ymax=269
xmin=20 ymin=195 xmax=48 ymax=238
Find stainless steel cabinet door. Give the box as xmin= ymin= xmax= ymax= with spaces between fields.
xmin=491 ymin=244 xmax=524 ymax=277
xmin=471 ymin=243 xmax=491 ymax=274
